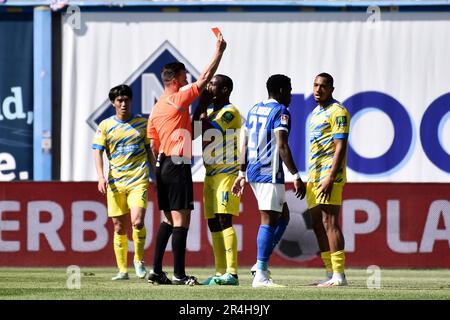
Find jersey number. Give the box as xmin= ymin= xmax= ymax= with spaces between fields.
xmin=247 ymin=114 xmax=268 ymax=162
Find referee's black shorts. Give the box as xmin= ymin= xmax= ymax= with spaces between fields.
xmin=155 ymin=156 xmax=194 ymax=212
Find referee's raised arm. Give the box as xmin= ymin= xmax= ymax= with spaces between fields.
xmin=195 ymin=34 xmax=227 ymax=91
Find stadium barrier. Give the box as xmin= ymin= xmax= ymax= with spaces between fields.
xmin=0 ymin=182 xmax=448 ymax=268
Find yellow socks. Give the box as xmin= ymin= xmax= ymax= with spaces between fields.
xmin=320 ymin=251 xmax=333 ymax=274
xmin=132 ymin=226 xmax=146 ymax=262
xmin=331 ymin=250 xmax=346 ymax=274
xmin=223 ymin=227 xmax=238 ymax=275
xmin=211 ymin=227 xmax=239 ymax=275
xmin=211 ymin=231 xmax=226 ymax=275
xmin=113 ymin=232 xmax=128 ymax=273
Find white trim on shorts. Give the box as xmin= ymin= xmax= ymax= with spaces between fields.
xmin=250 ymin=182 xmax=285 ymax=212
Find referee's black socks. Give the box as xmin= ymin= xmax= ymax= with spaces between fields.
xmin=172 ymin=226 xmax=188 ymax=279
xmin=153 ymin=221 xmax=173 ymax=274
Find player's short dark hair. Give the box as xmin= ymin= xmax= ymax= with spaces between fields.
xmin=215 ymin=74 xmax=233 ymax=92
xmin=316 ymin=72 xmax=334 ymax=87
xmin=108 ymin=84 xmax=133 ymax=102
xmin=161 ymin=62 xmax=186 ymax=83
xmin=266 ymin=74 xmax=291 ymax=95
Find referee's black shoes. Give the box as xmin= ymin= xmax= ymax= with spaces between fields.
xmin=172 ymin=275 xmax=201 ymax=286
xmin=148 ymin=271 xmax=172 ymax=285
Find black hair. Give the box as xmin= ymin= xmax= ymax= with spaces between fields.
xmin=161 ymin=62 xmax=186 ymax=83
xmin=108 ymin=84 xmax=132 ymax=102
xmin=266 ymin=74 xmax=291 ymax=95
xmin=215 ymin=74 xmax=233 ymax=92
xmin=316 ymin=72 xmax=334 ymax=87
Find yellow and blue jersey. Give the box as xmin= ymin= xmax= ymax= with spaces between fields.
xmin=92 ymin=115 xmax=150 ymax=192
xmin=203 ymin=104 xmax=242 ymax=176
xmin=308 ymin=100 xmax=350 ymax=185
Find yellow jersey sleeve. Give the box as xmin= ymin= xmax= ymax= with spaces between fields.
xmin=92 ymin=120 xmax=107 ymax=150
xmin=330 ymin=107 xmax=350 ymax=139
xmin=212 ymin=106 xmax=241 ymax=132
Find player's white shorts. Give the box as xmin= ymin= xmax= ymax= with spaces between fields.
xmin=250 ymin=182 xmax=285 ymax=212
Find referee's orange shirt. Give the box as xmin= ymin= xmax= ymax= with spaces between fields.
xmin=147 ymin=83 xmax=199 ymax=157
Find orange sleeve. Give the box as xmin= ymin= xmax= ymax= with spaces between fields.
xmin=147 ymin=117 xmax=158 ymax=140
xmin=147 ymin=117 xmax=161 ymax=152
xmin=173 ymin=83 xmax=200 ymax=109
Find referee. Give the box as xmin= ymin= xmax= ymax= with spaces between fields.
xmin=147 ymin=34 xmax=227 ymax=285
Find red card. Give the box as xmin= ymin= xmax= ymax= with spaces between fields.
xmin=211 ymin=27 xmax=221 ymax=38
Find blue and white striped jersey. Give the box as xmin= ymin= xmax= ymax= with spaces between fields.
xmin=245 ymin=99 xmax=291 ymax=183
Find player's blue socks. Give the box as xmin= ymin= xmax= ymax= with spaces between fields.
xmin=272 ymin=217 xmax=289 ymax=250
xmin=256 ymin=224 xmax=275 ymax=265
xmin=256 ymin=260 xmax=268 ymax=272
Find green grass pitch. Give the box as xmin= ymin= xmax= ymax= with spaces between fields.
xmin=0 ymin=267 xmax=448 ymax=300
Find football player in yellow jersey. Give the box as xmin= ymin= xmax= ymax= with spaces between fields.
xmin=93 ymin=84 xmax=154 ymax=281
xmin=307 ymin=73 xmax=350 ymax=286
xmin=193 ymin=75 xmax=241 ymax=285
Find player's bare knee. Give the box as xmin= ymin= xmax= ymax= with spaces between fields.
xmin=321 ymin=214 xmax=330 ymax=229
xmin=132 ymin=221 xmax=145 ymax=229
xmin=325 ymin=221 xmax=341 ymax=233
xmin=113 ymin=223 xmax=126 ymax=234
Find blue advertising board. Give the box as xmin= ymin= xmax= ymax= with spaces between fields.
xmin=0 ymin=13 xmax=33 ymax=181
